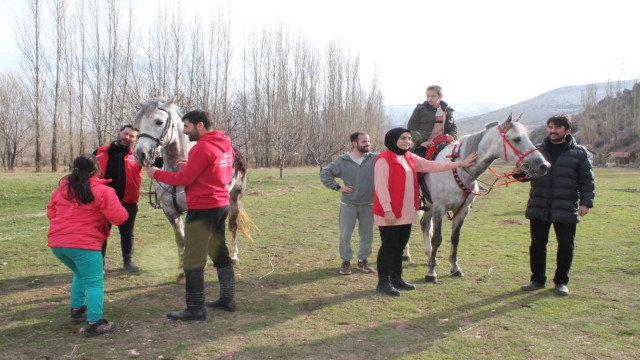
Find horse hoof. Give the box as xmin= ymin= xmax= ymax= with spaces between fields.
xmin=176 ymin=272 xmax=186 ymax=285
xmin=451 ymin=270 xmax=464 ymax=278
xmin=425 ymin=275 xmax=438 ymax=283
xmin=402 ymin=256 xmax=412 ymax=263
xmin=231 ymin=258 xmax=240 ymax=265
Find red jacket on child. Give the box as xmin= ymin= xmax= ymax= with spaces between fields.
xmin=47 ymin=177 xmax=129 ymax=251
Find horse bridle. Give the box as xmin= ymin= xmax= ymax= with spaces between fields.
xmin=497 ymin=124 xmax=540 ymax=176
xmin=137 ymin=107 xmax=186 ymax=212
xmin=137 ymin=107 xmax=176 ymax=167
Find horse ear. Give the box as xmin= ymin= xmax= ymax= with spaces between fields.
xmin=164 ymin=96 xmax=175 ymax=108
xmin=503 ymin=113 xmax=513 ymax=127
xmin=516 ymin=113 xmax=523 ymax=122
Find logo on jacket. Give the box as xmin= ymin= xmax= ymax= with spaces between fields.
xmin=220 ymin=152 xmax=233 ymax=167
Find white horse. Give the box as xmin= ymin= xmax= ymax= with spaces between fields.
xmin=406 ymin=114 xmax=550 ymax=283
xmin=133 ymin=98 xmax=252 ymax=283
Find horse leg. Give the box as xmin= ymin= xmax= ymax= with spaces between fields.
xmin=420 ymin=209 xmax=434 ymax=259
xmin=164 ymin=212 xmax=185 ymax=284
xmin=425 ymin=208 xmax=444 ymax=283
xmin=228 ymin=201 xmax=240 ymax=265
xmin=402 ymin=244 xmax=411 ymax=262
xmin=449 ymin=207 xmax=470 ymax=278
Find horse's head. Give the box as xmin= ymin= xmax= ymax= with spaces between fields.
xmin=134 ymin=97 xmax=184 ymax=167
xmin=494 ymin=113 xmax=549 ymax=178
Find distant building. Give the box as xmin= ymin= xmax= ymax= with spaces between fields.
xmin=581 ymin=145 xmax=596 ymax=165
xmin=606 ymin=152 xmax=631 ymax=167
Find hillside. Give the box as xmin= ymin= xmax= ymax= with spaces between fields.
xmin=456 ymin=79 xmax=639 ymax=134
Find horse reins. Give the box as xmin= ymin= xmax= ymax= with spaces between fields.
xmin=148 ymin=179 xmax=185 ymax=214
xmin=442 ymin=124 xmax=541 ymax=220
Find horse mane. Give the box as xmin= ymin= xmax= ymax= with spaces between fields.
xmin=233 ymin=145 xmax=248 ymax=175
xmin=459 ymin=129 xmax=486 ymax=155
xmin=459 ymin=121 xmax=501 ymax=156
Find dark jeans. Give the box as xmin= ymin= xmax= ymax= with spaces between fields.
xmin=183 ymin=206 xmax=231 ymax=271
xmin=376 ymin=224 xmax=412 ymax=281
xmin=102 ymin=203 xmax=138 ymax=259
xmin=529 ymin=219 xmax=576 ymax=286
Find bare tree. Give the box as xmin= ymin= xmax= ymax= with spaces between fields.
xmin=0 ymin=74 xmax=33 ymax=171
xmin=144 ymin=4 xmax=170 ymax=98
xmin=65 ymin=4 xmax=75 ymax=167
xmin=117 ymin=1 xmax=137 ymax=125
xmin=633 ymin=82 xmax=640 ymax=138
xmin=75 ymin=0 xmax=88 ymax=154
xmin=579 ymin=84 xmax=598 ymax=144
xmin=16 ymin=0 xmax=45 ymax=171
xmin=88 ymin=0 xmax=106 ymax=145
xmin=49 ymin=0 xmax=68 ymax=172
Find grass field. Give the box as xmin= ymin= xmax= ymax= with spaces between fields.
xmin=0 ymin=166 xmax=639 ymax=359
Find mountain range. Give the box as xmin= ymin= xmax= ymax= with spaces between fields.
xmin=385 ymin=79 xmax=640 ymax=135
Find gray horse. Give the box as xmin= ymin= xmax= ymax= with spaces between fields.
xmin=405 ymin=114 xmax=550 ymax=283
xmin=134 ymin=98 xmax=252 ymax=283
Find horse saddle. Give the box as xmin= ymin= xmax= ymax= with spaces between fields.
xmin=424 ymin=135 xmax=455 ymax=160
xmin=418 ymin=135 xmax=455 ymax=209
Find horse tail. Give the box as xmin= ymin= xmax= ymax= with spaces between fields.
xmin=234 ymin=208 xmax=258 ymax=243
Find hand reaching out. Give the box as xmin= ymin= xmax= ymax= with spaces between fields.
xmin=459 ymin=152 xmax=478 ymax=168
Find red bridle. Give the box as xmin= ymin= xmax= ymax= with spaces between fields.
xmin=497 ymin=124 xmax=540 ymax=168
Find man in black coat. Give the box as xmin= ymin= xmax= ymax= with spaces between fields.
xmin=514 ymin=114 xmax=595 ymax=296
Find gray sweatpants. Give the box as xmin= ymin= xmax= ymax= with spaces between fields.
xmin=338 ymin=203 xmax=374 ymax=262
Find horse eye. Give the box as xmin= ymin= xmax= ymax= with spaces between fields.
xmin=512 ymin=136 xmax=521 ymax=143
xmin=155 ymin=119 xmax=163 ymax=126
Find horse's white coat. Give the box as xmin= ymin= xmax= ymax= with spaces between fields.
xmin=406 ymin=115 xmax=550 ymax=283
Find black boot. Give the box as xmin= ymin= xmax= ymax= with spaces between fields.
xmin=417 ymin=175 xmax=431 ymax=212
xmin=376 ymin=279 xmax=401 ymax=296
xmin=391 ymin=273 xmax=416 ymax=291
xmin=123 ymin=255 xmax=140 ymax=272
xmin=206 ymin=265 xmax=236 ymax=312
xmin=167 ymin=269 xmax=206 ymax=321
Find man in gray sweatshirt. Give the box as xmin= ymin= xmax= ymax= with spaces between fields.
xmin=320 ymin=132 xmax=378 ymax=275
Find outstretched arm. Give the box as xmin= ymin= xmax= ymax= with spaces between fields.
xmin=412 ymin=152 xmax=477 ymax=173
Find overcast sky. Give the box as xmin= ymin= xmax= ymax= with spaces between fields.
xmin=1 ymin=0 xmax=638 ymax=106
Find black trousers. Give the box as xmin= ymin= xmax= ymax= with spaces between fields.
xmin=102 ymin=203 xmax=138 ymax=259
xmin=376 ymin=224 xmax=412 ymax=281
xmin=183 ymin=206 xmax=231 ymax=271
xmin=529 ymin=219 xmax=576 ymax=286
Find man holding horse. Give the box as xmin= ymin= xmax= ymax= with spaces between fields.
xmin=94 ymin=124 xmax=143 ymax=272
xmin=515 ymin=114 xmax=595 ymax=296
xmin=320 ymin=132 xmax=378 ymax=275
xmin=145 ymin=110 xmax=236 ymax=321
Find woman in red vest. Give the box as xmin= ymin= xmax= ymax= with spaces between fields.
xmin=372 ymin=127 xmax=477 ymax=296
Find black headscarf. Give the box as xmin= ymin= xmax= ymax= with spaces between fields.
xmin=384 ymin=127 xmax=411 ymax=155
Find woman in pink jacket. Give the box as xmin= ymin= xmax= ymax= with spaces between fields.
xmin=373 ymin=128 xmax=476 ymax=296
xmin=47 ymin=154 xmax=128 ymax=337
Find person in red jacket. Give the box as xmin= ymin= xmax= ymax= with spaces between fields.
xmin=373 ymin=128 xmax=477 ymax=296
xmin=146 ymin=110 xmax=236 ymax=321
xmin=48 ymin=154 xmax=129 ymax=337
xmin=94 ymin=124 xmax=143 ymax=272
